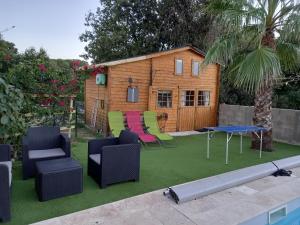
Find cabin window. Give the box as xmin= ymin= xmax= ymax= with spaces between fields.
xmin=175 ymin=59 xmax=183 ymax=75
xmin=157 ymin=91 xmax=172 ymax=108
xmin=181 ymin=90 xmax=195 ymax=106
xmin=192 ymin=61 xmax=200 ymax=76
xmin=198 ymin=91 xmax=210 ymax=106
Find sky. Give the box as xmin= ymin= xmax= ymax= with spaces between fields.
xmin=0 ymin=0 xmax=99 ymax=60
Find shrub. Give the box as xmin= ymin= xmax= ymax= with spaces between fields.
xmin=0 ymin=76 xmax=25 ymax=157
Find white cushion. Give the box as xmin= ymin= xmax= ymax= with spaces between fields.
xmin=0 ymin=161 xmax=12 ymax=186
xmin=89 ymin=154 xmax=101 ymax=165
xmin=28 ymin=148 xmax=66 ymax=159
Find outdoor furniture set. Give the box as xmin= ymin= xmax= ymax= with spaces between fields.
xmin=0 ymin=126 xmax=141 ymax=222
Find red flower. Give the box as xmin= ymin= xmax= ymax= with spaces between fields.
xmin=50 ymin=79 xmax=59 ymax=84
xmin=83 ymin=64 xmax=89 ymax=70
xmin=69 ymin=79 xmax=78 ymax=86
xmin=41 ymin=98 xmax=53 ymax=106
xmin=58 ymin=101 xmax=65 ymax=107
xmin=90 ymin=66 xmax=105 ymax=76
xmin=59 ymin=85 xmax=66 ymax=91
xmin=71 ymin=60 xmax=81 ymax=69
xmin=38 ymin=64 xmax=47 ymax=73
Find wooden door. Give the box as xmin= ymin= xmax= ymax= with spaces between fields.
xmin=194 ymin=90 xmax=213 ymax=129
xmin=177 ymin=90 xmax=196 ymax=131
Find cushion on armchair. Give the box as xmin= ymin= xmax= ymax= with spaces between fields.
xmin=119 ymin=130 xmax=139 ymax=144
xmin=89 ymin=154 xmax=101 ymax=165
xmin=0 ymin=161 xmax=12 ymax=186
xmin=28 ymin=148 xmax=66 ymax=159
xmin=27 ymin=126 xmax=61 ymax=150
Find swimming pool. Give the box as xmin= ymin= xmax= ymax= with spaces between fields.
xmin=241 ymin=197 xmax=300 ymax=225
xmin=272 ymin=207 xmax=300 ymax=225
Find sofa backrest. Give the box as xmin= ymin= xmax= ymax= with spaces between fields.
xmin=26 ymin=126 xmax=60 ymax=150
xmin=119 ymin=130 xmax=139 ymax=145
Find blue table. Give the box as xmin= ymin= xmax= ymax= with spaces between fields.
xmin=205 ymin=126 xmax=267 ymax=164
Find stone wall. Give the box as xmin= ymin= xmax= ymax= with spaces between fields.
xmin=219 ymin=104 xmax=300 ymax=145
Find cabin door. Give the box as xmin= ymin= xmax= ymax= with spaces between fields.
xmin=177 ymin=89 xmax=213 ymax=131
xmin=194 ymin=90 xmax=213 ymax=129
xmin=177 ymin=90 xmax=196 ymax=131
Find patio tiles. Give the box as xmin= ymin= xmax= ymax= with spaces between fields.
xmin=32 ymin=166 xmax=300 ymax=225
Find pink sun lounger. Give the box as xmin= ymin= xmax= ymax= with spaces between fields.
xmin=125 ymin=111 xmax=157 ymax=143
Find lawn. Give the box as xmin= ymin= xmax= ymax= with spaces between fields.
xmin=8 ymin=133 xmax=300 ymax=225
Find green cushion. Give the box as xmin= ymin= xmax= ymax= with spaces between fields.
xmin=108 ymin=111 xmax=125 ymax=137
xmin=143 ymin=111 xmax=173 ymax=141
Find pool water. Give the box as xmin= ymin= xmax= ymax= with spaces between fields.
xmin=272 ymin=207 xmax=300 ymax=225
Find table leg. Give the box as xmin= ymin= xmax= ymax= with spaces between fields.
xmin=260 ymin=130 xmax=263 ymax=158
xmin=240 ymin=133 xmax=243 ymax=154
xmin=226 ymin=133 xmax=229 ymax=164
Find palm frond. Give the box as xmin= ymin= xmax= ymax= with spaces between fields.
xmin=276 ymin=41 xmax=300 ymax=72
xmin=203 ymin=36 xmax=237 ymax=66
xmin=206 ymin=0 xmax=266 ymax=33
xmin=278 ymin=13 xmax=300 ymax=44
xmin=233 ymin=47 xmax=282 ymax=93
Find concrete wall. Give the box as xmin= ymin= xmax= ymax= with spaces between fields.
xmin=219 ymin=104 xmax=300 ymax=145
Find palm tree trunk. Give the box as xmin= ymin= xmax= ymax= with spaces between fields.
xmin=251 ymin=29 xmax=275 ymax=151
xmin=251 ymin=82 xmax=273 ymax=151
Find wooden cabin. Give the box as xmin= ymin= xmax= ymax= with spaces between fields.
xmin=83 ymin=46 xmax=221 ymax=135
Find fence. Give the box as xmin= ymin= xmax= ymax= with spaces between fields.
xmin=219 ymin=104 xmax=300 ymax=145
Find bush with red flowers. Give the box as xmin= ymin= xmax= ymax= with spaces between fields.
xmin=5 ymin=47 xmax=88 ymax=129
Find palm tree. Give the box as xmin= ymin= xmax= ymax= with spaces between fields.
xmin=204 ymin=0 xmax=300 ymax=150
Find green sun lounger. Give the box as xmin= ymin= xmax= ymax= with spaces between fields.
xmin=108 ymin=111 xmax=125 ymax=137
xmin=143 ymin=111 xmax=173 ymax=141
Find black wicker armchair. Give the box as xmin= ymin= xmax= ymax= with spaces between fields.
xmin=22 ymin=126 xmax=70 ymax=179
xmin=88 ymin=130 xmax=141 ymax=188
xmin=0 ymin=144 xmax=12 ymax=222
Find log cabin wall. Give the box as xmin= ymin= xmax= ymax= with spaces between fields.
xmin=148 ymin=49 xmax=220 ymax=132
xmin=84 ymin=73 xmax=109 ymax=133
xmin=108 ymin=60 xmax=151 ymax=112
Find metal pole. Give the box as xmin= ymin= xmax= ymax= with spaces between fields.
xmin=240 ymin=133 xmax=243 ymax=154
xmin=207 ymin=130 xmax=210 ymax=159
xmin=226 ymin=133 xmax=229 ymax=164
xmin=75 ymin=102 xmax=78 ymax=138
xmin=260 ymin=130 xmax=263 ymax=158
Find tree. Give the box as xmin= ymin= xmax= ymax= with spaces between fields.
xmin=204 ymin=0 xmax=300 ymax=150
xmin=158 ymin=0 xmax=212 ymax=50
xmin=80 ymin=0 xmax=212 ymax=63
xmin=0 ymin=37 xmax=18 ymax=73
xmin=80 ymin=0 xmax=161 ymax=62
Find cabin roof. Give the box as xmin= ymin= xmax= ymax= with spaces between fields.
xmin=81 ymin=45 xmax=213 ymax=70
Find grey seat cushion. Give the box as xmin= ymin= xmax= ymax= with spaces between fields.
xmin=89 ymin=154 xmax=101 ymax=165
xmin=0 ymin=161 xmax=12 ymax=186
xmin=28 ymin=148 xmax=66 ymax=159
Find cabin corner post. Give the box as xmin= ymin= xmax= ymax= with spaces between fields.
xmin=215 ymin=65 xmax=221 ymax=127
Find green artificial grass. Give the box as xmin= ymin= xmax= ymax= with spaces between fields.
xmin=7 ymin=133 xmax=300 ymax=224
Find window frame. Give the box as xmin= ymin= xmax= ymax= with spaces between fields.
xmin=175 ymin=58 xmax=183 ymax=75
xmin=192 ymin=60 xmax=200 ymax=76
xmin=181 ymin=90 xmax=195 ymax=107
xmin=157 ymin=90 xmax=173 ymax=108
xmin=197 ymin=90 xmax=211 ymax=107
